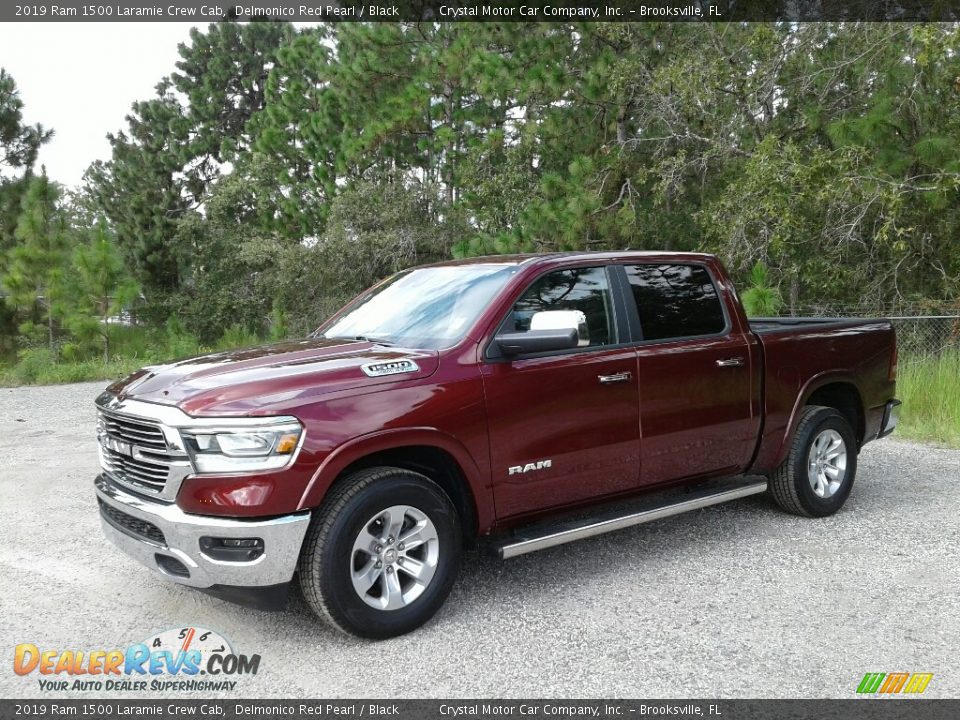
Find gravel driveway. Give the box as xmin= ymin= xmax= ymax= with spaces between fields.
xmin=2 ymin=381 xmax=958 ymax=699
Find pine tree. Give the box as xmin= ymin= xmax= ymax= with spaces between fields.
xmin=86 ymin=22 xmax=295 ymax=302
xmin=251 ymin=26 xmax=339 ymax=241
xmin=66 ymin=218 xmax=139 ymax=362
xmin=1 ymin=68 xmax=53 ymax=353
xmin=2 ymin=172 xmax=68 ymax=352
xmin=740 ymin=262 xmax=783 ymax=317
xmin=85 ymin=91 xmax=187 ymax=301
xmin=0 ymin=68 xmax=52 ymax=172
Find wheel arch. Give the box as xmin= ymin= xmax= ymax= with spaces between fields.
xmin=298 ymin=429 xmax=491 ymax=542
xmin=772 ymin=373 xmax=866 ymax=469
xmin=805 ymin=382 xmax=865 ymax=444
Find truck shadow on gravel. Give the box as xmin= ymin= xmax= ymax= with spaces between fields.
xmin=275 ymin=492 xmax=821 ymax=640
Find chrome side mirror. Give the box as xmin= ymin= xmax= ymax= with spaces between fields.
xmin=530 ymin=310 xmax=588 ymax=347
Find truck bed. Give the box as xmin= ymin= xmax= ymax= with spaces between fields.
xmin=749 ymin=316 xmax=885 ymax=334
xmin=746 ymin=315 xmax=896 ymax=475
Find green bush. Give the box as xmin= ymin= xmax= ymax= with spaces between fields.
xmin=218 ymin=324 xmax=261 ymax=350
xmin=161 ymin=316 xmax=204 ymax=360
xmin=59 ymin=342 xmax=85 ymax=363
xmin=9 ymin=347 xmax=57 ymax=383
xmin=110 ymin=325 xmax=153 ymax=360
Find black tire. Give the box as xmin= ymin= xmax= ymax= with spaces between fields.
xmin=298 ymin=466 xmax=461 ymax=639
xmin=768 ymin=405 xmax=858 ymax=518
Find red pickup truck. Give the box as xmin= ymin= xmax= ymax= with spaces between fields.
xmin=94 ymin=252 xmax=899 ymax=637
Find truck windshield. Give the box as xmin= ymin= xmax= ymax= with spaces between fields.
xmin=320 ymin=264 xmax=518 ymax=349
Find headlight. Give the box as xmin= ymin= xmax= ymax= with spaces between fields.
xmin=180 ymin=421 xmax=303 ymax=474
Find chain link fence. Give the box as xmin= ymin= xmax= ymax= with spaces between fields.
xmin=780 ymin=307 xmax=960 ymax=363
xmin=884 ymin=316 xmax=960 ymax=362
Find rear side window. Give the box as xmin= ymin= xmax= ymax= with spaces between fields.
xmin=624 ymin=264 xmax=726 ymax=341
xmin=509 ymin=266 xmax=614 ymax=347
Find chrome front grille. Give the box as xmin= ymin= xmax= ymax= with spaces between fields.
xmin=97 ymin=409 xmax=190 ymax=499
xmin=101 ymin=446 xmax=169 ymax=492
xmin=99 ymin=412 xmax=167 ymax=451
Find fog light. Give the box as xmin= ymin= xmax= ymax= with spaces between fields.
xmin=199 ymin=537 xmax=264 ymax=561
xmin=223 ymin=538 xmax=259 ymax=548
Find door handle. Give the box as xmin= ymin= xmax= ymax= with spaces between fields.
xmin=716 ymin=357 xmax=745 ymax=368
xmin=598 ymin=371 xmax=632 ymax=384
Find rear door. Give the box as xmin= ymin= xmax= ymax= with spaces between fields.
xmin=482 ymin=265 xmax=641 ymax=519
xmin=618 ymin=263 xmax=760 ymax=486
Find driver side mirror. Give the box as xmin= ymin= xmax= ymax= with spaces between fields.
xmin=496 ymin=328 xmax=579 ymax=356
xmin=496 ymin=310 xmax=583 ymax=357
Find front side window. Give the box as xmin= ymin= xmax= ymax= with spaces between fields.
xmin=624 ymin=264 xmax=726 ymax=341
xmin=507 ymin=266 xmax=615 ymax=348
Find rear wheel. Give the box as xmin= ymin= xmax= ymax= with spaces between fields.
xmin=768 ymin=405 xmax=858 ymax=517
xmin=298 ymin=467 xmax=461 ymax=639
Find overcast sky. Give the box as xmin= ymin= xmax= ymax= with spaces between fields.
xmin=0 ymin=23 xmax=206 ymax=187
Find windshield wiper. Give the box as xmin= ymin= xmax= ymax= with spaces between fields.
xmin=328 ymin=335 xmax=395 ymax=347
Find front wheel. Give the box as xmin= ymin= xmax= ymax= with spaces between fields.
xmin=768 ymin=405 xmax=858 ymax=518
xmin=298 ymin=467 xmax=461 ymax=639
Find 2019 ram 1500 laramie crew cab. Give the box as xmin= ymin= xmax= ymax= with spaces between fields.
xmin=94 ymin=252 xmax=900 ymax=638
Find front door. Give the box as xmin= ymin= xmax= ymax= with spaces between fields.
xmin=482 ymin=266 xmax=641 ymax=519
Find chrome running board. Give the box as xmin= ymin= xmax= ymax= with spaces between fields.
xmin=497 ymin=478 xmax=768 ymax=559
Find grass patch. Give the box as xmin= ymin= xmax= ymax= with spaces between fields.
xmin=0 ymin=350 xmax=151 ymax=386
xmin=895 ymin=351 xmax=960 ymax=447
xmin=0 ymin=323 xmax=267 ymax=387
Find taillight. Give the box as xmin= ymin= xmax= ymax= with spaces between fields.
xmin=888 ymin=341 xmax=898 ymax=382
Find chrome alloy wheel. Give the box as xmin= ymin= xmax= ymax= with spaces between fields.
xmin=807 ymin=429 xmax=847 ymax=498
xmin=350 ymin=505 xmax=440 ymax=611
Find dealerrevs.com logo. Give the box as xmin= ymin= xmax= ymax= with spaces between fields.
xmin=13 ymin=627 xmax=260 ymax=693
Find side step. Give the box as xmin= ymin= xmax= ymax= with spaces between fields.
xmin=497 ymin=477 xmax=768 ymax=559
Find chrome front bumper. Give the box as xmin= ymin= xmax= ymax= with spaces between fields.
xmin=94 ymin=474 xmax=310 ymax=589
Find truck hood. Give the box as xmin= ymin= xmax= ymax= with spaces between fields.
xmin=106 ymin=338 xmax=440 ymax=417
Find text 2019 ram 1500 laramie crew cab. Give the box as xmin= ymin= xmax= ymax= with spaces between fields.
xmin=94 ymin=252 xmax=900 ymax=637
